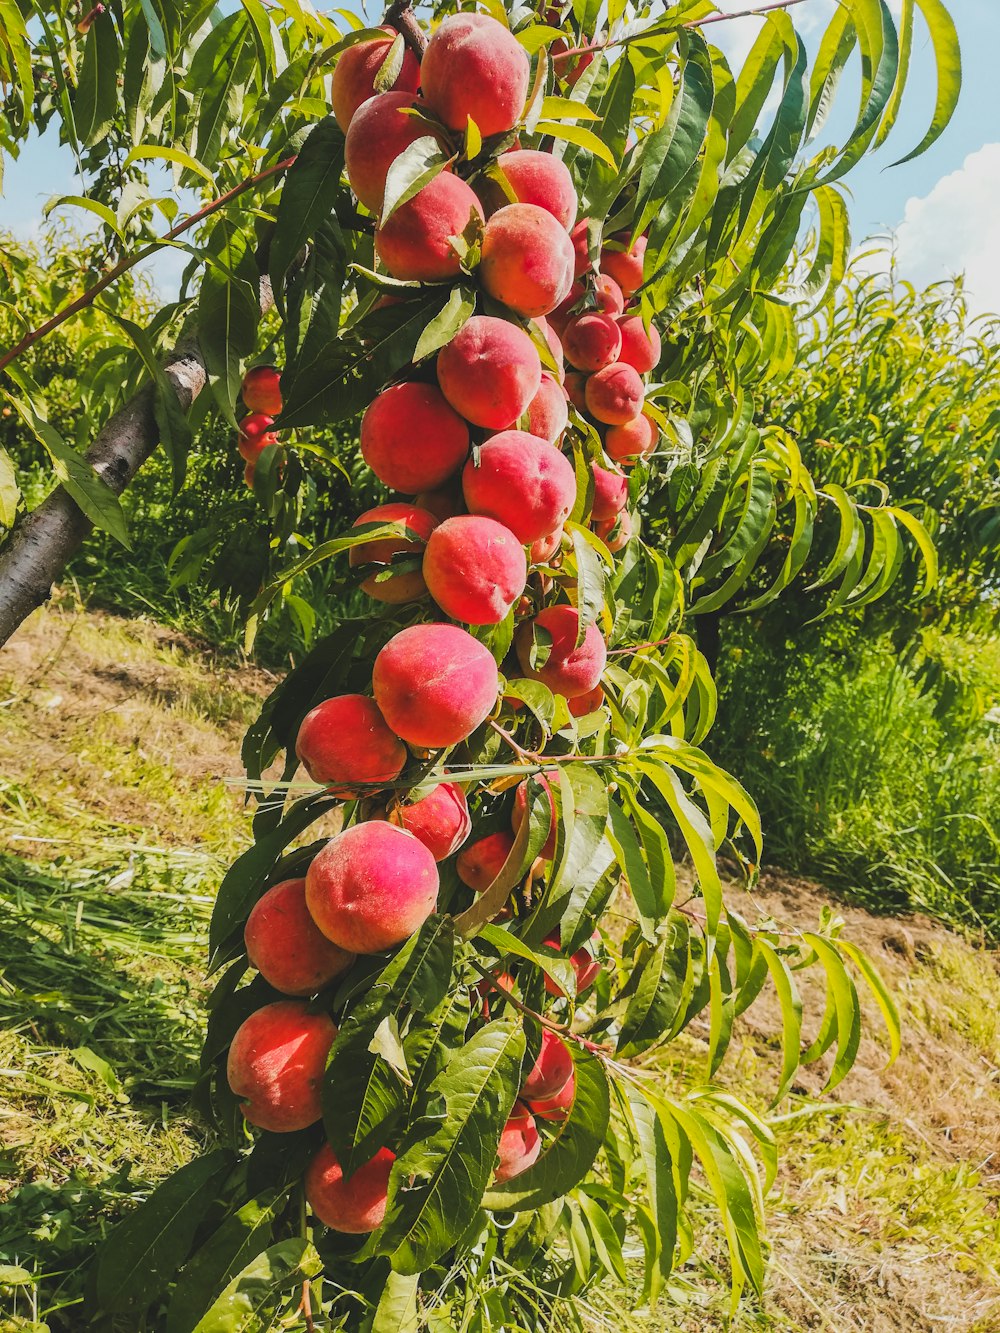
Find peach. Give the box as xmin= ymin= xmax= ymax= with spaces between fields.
xmin=511 ymin=769 xmax=558 ymax=859
xmin=562 ymin=311 xmax=622 ymax=372
xmin=552 ymin=38 xmax=595 ymax=87
xmin=306 ymin=1143 xmax=395 ymax=1233
xmin=530 ymin=527 xmax=564 ymax=564
xmin=361 ymin=382 xmax=469 ymax=493
xmin=437 ymin=316 xmax=542 ymax=430
xmin=569 ymin=218 xmax=593 ymax=277
xmin=496 ymin=149 xmax=578 ymax=229
xmin=420 ymin=13 xmax=529 ymax=137
xmin=542 ymin=929 xmax=601 ymax=997
xmin=605 ymin=411 xmax=657 ymax=464
xmin=594 ymin=508 xmax=632 ymax=552
xmin=423 ymin=515 xmax=527 ymax=625
xmin=462 ymin=432 xmax=575 ymax=544
xmin=568 ymin=684 xmax=605 ymax=716
xmin=534 ymin=315 xmax=565 ymax=381
xmin=243 ymin=462 xmax=256 ymax=490
xmin=331 ymin=26 xmax=421 ymax=131
xmin=521 ymin=1029 xmax=573 ymax=1100
xmin=373 ymin=623 xmax=500 ymax=747
xmin=524 ymin=373 xmax=569 ymax=443
xmin=514 ymin=605 xmax=607 ymax=698
xmin=375 ymin=172 xmax=484 ymax=282
xmin=296 ymin=694 xmax=407 ymax=794
xmin=529 ymin=1068 xmax=575 ymax=1122
xmin=601 ymin=232 xmax=647 ymax=296
xmin=564 ymin=371 xmax=587 ymax=412
xmin=227 ymin=1000 xmax=337 ymax=1133
xmin=245 ymin=879 xmax=355 ymax=997
xmin=479 ymin=204 xmax=576 ymax=319
xmin=350 ymin=502 xmax=438 ymax=603
xmin=456 ymin=830 xmax=515 ymax=892
xmin=386 ymin=780 xmax=471 ymax=860
xmin=478 ymin=968 xmax=515 ymax=1019
xmin=494 ymin=1105 xmax=541 ymax=1182
xmin=591 ymin=463 xmax=628 ymax=520
xmin=413 ymin=481 xmax=466 ymax=522
xmin=237 ymin=413 xmax=278 ymax=462
xmin=345 ymin=92 xmax=439 ymax=213
xmin=585 ymin=361 xmax=645 ymax=425
xmin=616 ymin=314 xmax=661 ymax=374
xmin=241 ymin=366 xmax=282 ymax=415
xmin=305 ymin=821 xmax=439 ymax=953
xmin=549 ymin=272 xmax=624 ymax=334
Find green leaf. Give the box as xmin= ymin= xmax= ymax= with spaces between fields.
xmin=371 ymin=1272 xmax=420 ymax=1333
xmin=198 ymin=221 xmax=261 ymax=422
xmin=890 ymin=0 xmax=961 ymax=164
xmin=485 ymin=1044 xmax=610 ymax=1210
xmin=803 ymin=933 xmax=863 ymax=1092
xmin=375 ymin=1018 xmax=525 ymax=1273
xmin=381 ymin=137 xmax=450 ymax=225
xmin=572 ymin=527 xmax=606 ymax=641
xmin=413 ymin=285 xmax=476 ymax=363
xmin=95 ymin=1150 xmax=236 ymax=1313
xmin=839 ymin=939 xmax=902 ymax=1064
xmin=124 ymin=145 xmax=217 ymax=188
xmin=270 ymin=117 xmax=347 ymax=305
xmin=74 ymin=9 xmax=118 ymax=147
xmin=617 ymin=915 xmax=691 ymax=1057
xmin=192 ymin=1238 xmax=322 ymax=1332
xmin=534 ymin=122 xmax=618 ymax=169
xmin=0 ymin=445 xmax=20 ymax=528
xmin=755 ymin=941 xmax=803 ymax=1103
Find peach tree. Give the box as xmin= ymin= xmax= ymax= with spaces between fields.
xmin=0 ymin=0 xmax=959 ymax=1328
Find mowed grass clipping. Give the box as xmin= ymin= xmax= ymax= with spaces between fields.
xmin=1 ymin=605 xmax=999 ymax=1331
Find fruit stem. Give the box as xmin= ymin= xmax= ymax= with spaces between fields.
xmin=385 ymin=0 xmax=428 ymax=58
xmin=471 ymin=960 xmax=612 ymax=1053
xmin=0 ymin=156 xmax=296 ymax=376
xmin=489 ymin=719 xmax=543 ymax=763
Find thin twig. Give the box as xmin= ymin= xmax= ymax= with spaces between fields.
xmin=0 ymin=157 xmax=296 ymax=376
xmin=471 ymin=960 xmax=610 ymax=1054
xmin=687 ymin=0 xmax=808 ymax=28
xmin=551 ymin=0 xmax=807 ymax=61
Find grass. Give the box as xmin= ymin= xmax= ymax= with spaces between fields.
xmin=2 ymin=606 xmax=1000 ymax=1331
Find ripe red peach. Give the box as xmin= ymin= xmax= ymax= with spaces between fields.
xmin=601 ymin=232 xmax=647 ymax=296
xmin=478 ymin=968 xmax=515 ymax=1019
xmin=375 ymin=172 xmax=484 ymax=282
xmin=437 ymin=316 xmax=542 ymax=430
xmin=306 ymin=1143 xmax=395 ymax=1233
xmin=237 ymin=413 xmax=278 ymax=462
xmin=423 ymin=515 xmax=527 ymax=625
xmin=552 ymin=38 xmax=596 ymax=87
xmin=591 ymin=463 xmax=628 ymax=521
xmin=305 ymin=821 xmax=439 ymax=953
xmin=494 ymin=1105 xmax=541 ymax=1182
xmin=568 ymin=683 xmax=605 ymax=716
xmin=616 ymin=314 xmax=661 ymax=374
xmin=542 ymin=929 xmax=601 ymax=996
xmin=585 ymin=361 xmax=645 ymax=425
xmin=420 ymin=13 xmax=529 ymax=137
xmin=562 ymin=311 xmax=622 ymax=372
xmin=331 ymin=26 xmax=420 ymax=131
xmin=496 ymin=149 xmax=578 ymax=229
xmin=296 ymin=694 xmax=407 ymax=794
xmin=529 ymin=1068 xmax=575 ymax=1122
xmin=605 ymin=411 xmax=657 ymax=464
xmin=594 ymin=508 xmax=632 ymax=552
xmin=569 ymin=218 xmax=593 ymax=277
xmin=227 ymin=1000 xmax=337 ymax=1133
xmin=524 ymin=373 xmax=569 ymax=443
xmin=386 ymin=781 xmax=471 ymax=860
xmin=245 ymin=879 xmax=355 ymax=997
xmin=515 ymin=605 xmax=607 ymax=698
xmin=462 ymin=431 xmax=575 ymax=544
xmin=361 ymin=382 xmax=469 ymax=493
xmin=534 ymin=315 xmax=565 ymax=381
xmin=511 ymin=769 xmax=559 ymax=859
xmin=530 ymin=527 xmax=563 ymax=564
xmin=350 ymin=502 xmax=438 ymax=603
xmin=243 ymin=462 xmax=256 ymax=490
xmin=345 ymin=92 xmax=439 ymax=213
xmin=521 ymin=1029 xmax=573 ymax=1100
xmin=413 ymin=481 xmax=465 ymax=522
xmin=564 ymin=371 xmax=587 ymax=412
xmin=479 ymin=204 xmax=576 ymax=319
xmin=549 ymin=272 xmax=624 ymax=334
xmin=373 ymin=623 xmax=500 ymax=747
xmin=456 ymin=830 xmax=515 ymax=892
xmin=241 ymin=366 xmax=282 ymax=415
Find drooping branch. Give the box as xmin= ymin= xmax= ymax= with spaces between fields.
xmin=0 ymin=277 xmax=273 ymax=649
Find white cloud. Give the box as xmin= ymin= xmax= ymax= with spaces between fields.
xmin=887 ymin=143 xmax=1000 ymax=316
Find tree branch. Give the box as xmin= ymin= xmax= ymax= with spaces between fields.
xmin=0 ymin=277 xmax=274 ymax=649
xmin=385 ymin=0 xmax=428 ymax=58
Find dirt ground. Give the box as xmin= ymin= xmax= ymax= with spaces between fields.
xmin=3 ymin=603 xmax=999 ymax=1332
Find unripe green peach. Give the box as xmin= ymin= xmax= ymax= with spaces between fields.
xmin=245 ymin=878 xmax=355 ymax=996
xmin=423 ymin=515 xmax=527 ymax=625
xmin=375 ymin=173 xmax=484 ymax=282
xmin=420 ymin=13 xmax=529 ymax=137
xmin=227 ymin=1000 xmax=337 ymax=1133
xmin=373 ymin=623 xmax=500 ymax=747
xmin=437 ymin=316 xmax=542 ymax=430
xmin=330 ymin=26 xmax=420 ymax=131
xmin=306 ymin=821 xmax=439 ymax=953
xmin=350 ymin=502 xmax=438 ymax=603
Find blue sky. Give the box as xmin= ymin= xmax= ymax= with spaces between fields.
xmin=1 ymin=0 xmax=996 ymax=309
